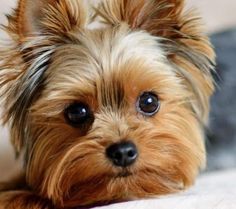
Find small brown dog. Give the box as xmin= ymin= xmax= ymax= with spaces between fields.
xmin=0 ymin=0 xmax=215 ymax=208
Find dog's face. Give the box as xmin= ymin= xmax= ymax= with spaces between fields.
xmin=0 ymin=0 xmax=215 ymax=207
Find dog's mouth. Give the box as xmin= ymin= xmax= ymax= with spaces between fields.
xmin=116 ymin=170 xmax=132 ymax=178
xmin=64 ymin=168 xmax=136 ymax=208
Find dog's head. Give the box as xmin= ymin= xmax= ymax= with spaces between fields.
xmin=0 ymin=0 xmax=215 ymax=207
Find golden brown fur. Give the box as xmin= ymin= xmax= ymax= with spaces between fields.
xmin=0 ymin=0 xmax=215 ymax=208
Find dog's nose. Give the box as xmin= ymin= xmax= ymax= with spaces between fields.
xmin=106 ymin=141 xmax=138 ymax=167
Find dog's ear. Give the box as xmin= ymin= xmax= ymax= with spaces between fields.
xmin=7 ymin=0 xmax=88 ymax=40
xmin=0 ymin=0 xmax=88 ymax=154
xmin=98 ymin=0 xmax=215 ymax=123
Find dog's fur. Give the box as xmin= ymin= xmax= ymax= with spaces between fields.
xmin=0 ymin=0 xmax=215 ymax=208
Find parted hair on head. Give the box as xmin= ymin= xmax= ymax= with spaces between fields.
xmin=0 ymin=0 xmax=215 ymax=208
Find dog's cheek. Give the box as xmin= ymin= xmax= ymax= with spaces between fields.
xmin=131 ymin=104 xmax=205 ymax=194
xmin=24 ymin=126 xmax=77 ymax=196
xmin=24 ymin=127 xmax=112 ymax=207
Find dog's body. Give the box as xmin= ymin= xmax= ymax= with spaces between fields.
xmin=0 ymin=0 xmax=215 ymax=208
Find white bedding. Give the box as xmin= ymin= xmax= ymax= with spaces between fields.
xmin=96 ymin=170 xmax=236 ymax=209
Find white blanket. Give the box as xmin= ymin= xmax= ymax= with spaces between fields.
xmin=95 ymin=170 xmax=236 ymax=209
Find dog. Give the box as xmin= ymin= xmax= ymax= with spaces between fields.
xmin=0 ymin=0 xmax=215 ymax=208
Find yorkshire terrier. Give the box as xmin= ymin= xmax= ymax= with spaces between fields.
xmin=0 ymin=0 xmax=215 ymax=208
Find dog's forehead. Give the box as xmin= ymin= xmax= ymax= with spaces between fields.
xmin=44 ymin=28 xmax=170 ymax=100
xmin=48 ymin=27 xmax=168 ymax=81
xmin=81 ymin=26 xmax=167 ymax=70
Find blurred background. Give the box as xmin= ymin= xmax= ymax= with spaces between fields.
xmin=0 ymin=0 xmax=236 ymax=180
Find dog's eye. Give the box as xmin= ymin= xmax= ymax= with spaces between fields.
xmin=64 ymin=103 xmax=92 ymax=126
xmin=137 ymin=92 xmax=160 ymax=116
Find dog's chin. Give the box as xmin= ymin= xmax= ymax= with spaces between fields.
xmin=59 ymin=171 xmax=134 ymax=207
xmin=69 ymin=171 xmax=135 ymax=208
xmin=63 ymin=176 xmax=131 ymax=207
xmin=116 ymin=170 xmax=132 ymax=178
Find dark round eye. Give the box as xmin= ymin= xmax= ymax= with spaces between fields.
xmin=64 ymin=103 xmax=93 ymax=127
xmin=137 ymin=92 xmax=160 ymax=116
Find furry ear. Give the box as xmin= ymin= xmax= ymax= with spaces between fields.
xmin=97 ymin=0 xmax=215 ymax=123
xmin=0 ymin=0 xmax=88 ymax=154
xmin=7 ymin=0 xmax=88 ymax=40
xmin=97 ymin=0 xmax=184 ymax=37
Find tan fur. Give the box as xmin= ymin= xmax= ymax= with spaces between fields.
xmin=0 ymin=0 xmax=215 ymax=208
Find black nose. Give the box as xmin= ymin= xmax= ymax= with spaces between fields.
xmin=106 ymin=141 xmax=138 ymax=167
